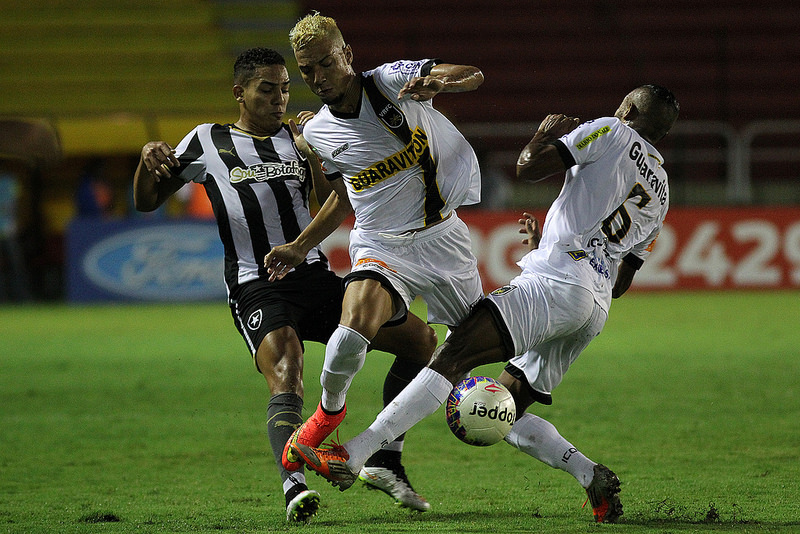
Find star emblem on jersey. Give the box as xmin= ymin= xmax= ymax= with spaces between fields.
xmin=247 ymin=309 xmax=262 ymax=330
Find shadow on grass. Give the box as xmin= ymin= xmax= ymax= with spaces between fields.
xmin=620 ymin=499 xmax=800 ymax=530
xmin=308 ymin=509 xmax=542 ymax=532
xmin=306 ymin=500 xmax=800 ymax=533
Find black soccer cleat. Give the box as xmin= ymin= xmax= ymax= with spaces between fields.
xmin=584 ymin=464 xmax=623 ymax=523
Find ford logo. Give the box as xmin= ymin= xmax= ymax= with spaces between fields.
xmin=81 ymin=223 xmax=225 ymax=301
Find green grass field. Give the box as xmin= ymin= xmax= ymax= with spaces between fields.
xmin=2 ymin=292 xmax=799 ymax=533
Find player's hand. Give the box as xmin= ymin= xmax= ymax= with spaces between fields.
xmin=398 ymin=76 xmax=444 ymax=101
xmin=141 ymin=141 xmax=179 ymax=181
xmin=519 ymin=212 xmax=541 ymax=251
xmin=264 ymin=243 xmax=306 ymax=281
xmin=296 ymin=110 xmax=315 ymax=125
xmin=536 ymin=114 xmax=580 ymax=140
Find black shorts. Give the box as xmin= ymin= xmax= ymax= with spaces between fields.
xmin=229 ymin=262 xmax=343 ymax=356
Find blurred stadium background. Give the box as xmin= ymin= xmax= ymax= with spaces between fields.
xmin=1 ymin=0 xmax=799 ymax=302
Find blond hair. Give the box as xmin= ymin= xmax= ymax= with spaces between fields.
xmin=289 ymin=12 xmax=345 ymax=51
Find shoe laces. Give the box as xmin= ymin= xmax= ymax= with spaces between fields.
xmin=319 ymin=429 xmax=344 ymax=450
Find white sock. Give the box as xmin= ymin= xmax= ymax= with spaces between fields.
xmin=380 ymin=439 xmax=403 ymax=453
xmin=345 ymin=367 xmax=452 ymax=470
xmin=320 ymin=325 xmax=369 ymax=412
xmin=504 ymin=413 xmax=596 ymax=488
xmin=282 ymin=472 xmax=307 ymax=493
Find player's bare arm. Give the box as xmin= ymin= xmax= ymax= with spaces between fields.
xmin=612 ymin=261 xmax=637 ymax=298
xmin=289 ymin=118 xmax=331 ymax=204
xmin=133 ymin=141 xmax=184 ymax=212
xmin=517 ymin=114 xmax=579 ymax=182
xmin=397 ymin=63 xmax=483 ymax=101
xmin=264 ymin=177 xmax=352 ymax=281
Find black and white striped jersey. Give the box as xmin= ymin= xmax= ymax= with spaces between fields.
xmin=171 ymin=122 xmax=328 ymax=295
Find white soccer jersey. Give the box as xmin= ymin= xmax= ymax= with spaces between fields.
xmin=302 ymin=59 xmax=481 ymax=234
xmin=518 ymin=117 xmax=669 ymax=310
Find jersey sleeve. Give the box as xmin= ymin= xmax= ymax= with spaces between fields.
xmin=558 ymin=117 xmax=622 ymax=168
xmin=369 ymin=59 xmax=439 ymax=101
xmin=173 ymin=125 xmax=207 ymax=184
xmin=309 ymin=144 xmax=343 ymax=182
xmin=626 ymin=219 xmax=663 ymax=268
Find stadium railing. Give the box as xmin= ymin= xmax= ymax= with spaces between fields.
xmin=459 ymin=120 xmax=798 ymax=206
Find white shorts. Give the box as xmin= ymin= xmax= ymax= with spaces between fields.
xmin=347 ymin=213 xmax=483 ymax=327
xmin=485 ymin=273 xmax=607 ymax=397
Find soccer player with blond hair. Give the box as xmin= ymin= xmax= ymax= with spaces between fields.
xmin=265 ymin=12 xmax=486 ymax=511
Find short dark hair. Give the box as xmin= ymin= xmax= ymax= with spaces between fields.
xmin=635 ymin=84 xmax=680 ymax=143
xmin=643 ymin=84 xmax=680 ymax=116
xmin=233 ymin=48 xmax=286 ymax=85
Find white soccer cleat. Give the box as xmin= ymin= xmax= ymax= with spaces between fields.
xmin=285 ymin=488 xmax=320 ymax=522
xmin=359 ymin=465 xmax=431 ymax=512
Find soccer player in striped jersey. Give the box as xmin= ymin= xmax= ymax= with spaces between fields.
xmin=133 ymin=47 xmax=437 ymax=523
xmin=263 ymin=13 xmax=485 ymax=510
xmin=288 ymin=85 xmax=679 ymax=524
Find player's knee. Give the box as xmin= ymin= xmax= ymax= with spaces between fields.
xmin=428 ymin=342 xmax=470 ymax=383
xmin=259 ymin=353 xmax=303 ymax=393
xmin=499 ymin=373 xmax=535 ymax=418
xmin=405 ymin=324 xmax=438 ymax=363
xmin=422 ymin=324 xmax=439 ymax=353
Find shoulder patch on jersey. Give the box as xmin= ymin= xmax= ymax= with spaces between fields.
xmin=567 ymin=250 xmax=588 ymax=261
xmin=490 ymin=285 xmax=516 ymax=296
xmin=575 ymin=125 xmax=611 ymax=150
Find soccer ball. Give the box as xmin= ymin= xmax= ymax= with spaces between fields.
xmin=445 ymin=376 xmax=516 ymax=446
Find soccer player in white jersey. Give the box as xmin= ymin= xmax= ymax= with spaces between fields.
xmin=262 ymin=13 xmax=484 ymax=509
xmin=288 ymin=85 xmax=680 ymax=524
xmin=132 ymin=47 xmax=437 ymax=523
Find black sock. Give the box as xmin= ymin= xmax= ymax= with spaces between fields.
xmin=267 ymin=392 xmax=304 ymax=487
xmin=365 ymin=448 xmax=402 ymax=468
xmin=383 ymin=358 xmax=426 ymax=406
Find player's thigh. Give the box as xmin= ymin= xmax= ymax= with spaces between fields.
xmin=231 ymin=267 xmax=342 ymax=354
xmin=418 ymin=221 xmax=482 ymax=327
xmin=486 ymin=274 xmax=594 ymax=354
xmin=339 ymin=277 xmax=396 ymax=338
xmin=371 ymin=311 xmax=437 ymax=365
xmin=293 ymin=268 xmax=344 ymax=343
xmin=507 ymin=297 xmax=607 ymax=395
xmin=429 ymin=304 xmax=508 ymax=382
xmin=497 ymin=369 xmax=537 ymax=416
